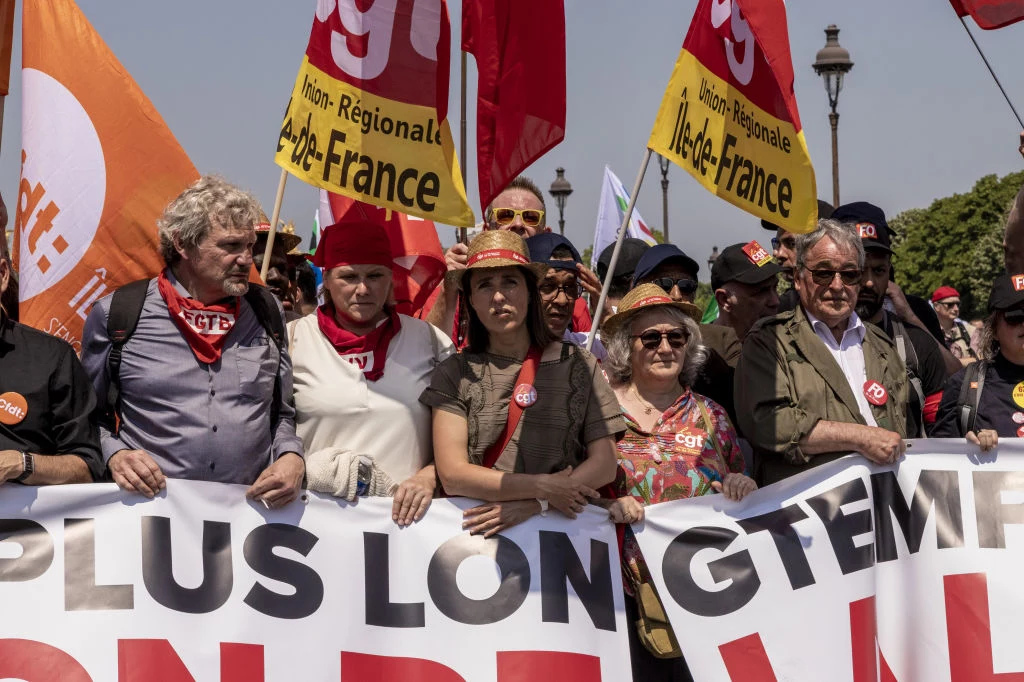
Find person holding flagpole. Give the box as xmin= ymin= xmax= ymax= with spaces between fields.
xmin=421 ymin=231 xmax=624 ymax=536
xmin=290 ymin=218 xmax=455 ymax=526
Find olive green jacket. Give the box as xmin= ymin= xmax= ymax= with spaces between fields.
xmin=734 ymin=306 xmax=908 ymax=484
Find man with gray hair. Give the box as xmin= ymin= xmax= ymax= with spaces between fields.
xmin=734 ymin=219 xmax=909 ymax=485
xmin=81 ymin=175 xmax=305 ymax=507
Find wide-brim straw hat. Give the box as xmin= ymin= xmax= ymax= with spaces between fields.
xmin=446 ymin=230 xmax=548 ymax=288
xmin=601 ymin=283 xmax=703 ymax=336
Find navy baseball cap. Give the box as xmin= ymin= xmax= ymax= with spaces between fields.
xmin=632 ymin=243 xmax=700 ymax=286
xmin=525 ymin=233 xmax=581 ymax=272
xmin=831 ymin=201 xmax=894 ymax=254
xmin=989 ymin=272 xmax=1024 ymax=311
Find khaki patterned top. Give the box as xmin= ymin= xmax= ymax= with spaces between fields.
xmin=420 ymin=343 xmax=625 ymax=473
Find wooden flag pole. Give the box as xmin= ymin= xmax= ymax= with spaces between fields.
xmin=259 ymin=168 xmax=289 ymax=282
xmin=585 ymin=147 xmax=653 ymax=352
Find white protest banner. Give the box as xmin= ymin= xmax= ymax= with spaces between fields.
xmin=0 ymin=480 xmax=630 ymax=681
xmin=633 ymin=440 xmax=1024 ymax=681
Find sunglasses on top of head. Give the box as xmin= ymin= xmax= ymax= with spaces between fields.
xmin=491 ymin=208 xmax=545 ymax=228
xmin=631 ymin=328 xmax=688 ymax=350
xmin=806 ymin=268 xmax=862 ymax=286
xmin=651 ymin=277 xmax=698 ymax=295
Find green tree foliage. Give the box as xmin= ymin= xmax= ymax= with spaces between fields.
xmin=890 ymin=170 xmax=1024 ymax=319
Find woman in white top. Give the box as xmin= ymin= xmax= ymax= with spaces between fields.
xmin=289 ymin=216 xmax=454 ymax=525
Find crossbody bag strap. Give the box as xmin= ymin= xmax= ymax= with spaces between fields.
xmin=694 ymin=397 xmax=723 ymax=462
xmin=482 ymin=346 xmax=542 ymax=470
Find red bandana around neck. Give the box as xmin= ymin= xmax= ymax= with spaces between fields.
xmin=157 ymin=270 xmax=240 ymax=364
xmin=317 ymin=304 xmax=401 ymax=381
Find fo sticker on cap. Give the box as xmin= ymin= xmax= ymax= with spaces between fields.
xmin=1013 ymin=274 xmax=1024 ymax=292
xmin=857 ymin=223 xmax=878 ymax=239
xmin=742 ymin=241 xmax=773 ymax=267
xmin=863 ymin=380 xmax=888 ymax=406
xmin=514 ymin=383 xmax=537 ymax=408
xmin=0 ymin=392 xmax=28 ymax=426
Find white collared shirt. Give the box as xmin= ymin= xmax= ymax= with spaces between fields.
xmin=804 ymin=308 xmax=878 ymax=427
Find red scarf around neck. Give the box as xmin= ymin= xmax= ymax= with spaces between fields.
xmin=317 ymin=305 xmax=401 ymax=381
xmin=157 ymin=270 xmax=240 ymax=364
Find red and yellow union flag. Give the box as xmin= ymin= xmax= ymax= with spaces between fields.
xmin=276 ymin=0 xmax=474 ymax=227
xmin=14 ymin=0 xmax=198 ymax=350
xmin=648 ymin=0 xmax=817 ymax=233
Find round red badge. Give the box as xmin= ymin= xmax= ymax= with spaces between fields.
xmin=863 ymin=381 xmax=888 ymax=406
xmin=0 ymin=392 xmax=28 ymax=426
xmin=513 ymin=383 xmax=537 ymax=408
xmin=1017 ymin=425 xmax=1024 ymax=438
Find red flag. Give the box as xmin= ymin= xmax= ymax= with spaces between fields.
xmin=951 ymin=0 xmax=1024 ymax=29
xmin=318 ymin=191 xmax=446 ymax=318
xmin=462 ymin=0 xmax=566 ymax=213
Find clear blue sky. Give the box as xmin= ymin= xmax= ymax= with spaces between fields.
xmin=3 ymin=0 xmax=1023 ymax=281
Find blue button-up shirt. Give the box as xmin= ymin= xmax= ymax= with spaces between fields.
xmin=81 ymin=275 xmax=303 ymax=484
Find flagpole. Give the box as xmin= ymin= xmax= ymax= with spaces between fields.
xmin=585 ymin=147 xmax=653 ymax=352
xmin=459 ymin=49 xmax=469 ymax=245
xmin=957 ymin=17 xmax=1024 ymax=129
xmin=260 ymin=168 xmax=289 ymax=281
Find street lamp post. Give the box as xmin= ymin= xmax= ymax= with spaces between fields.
xmin=813 ymin=25 xmax=853 ymax=208
xmin=658 ymin=154 xmax=671 ymax=242
xmin=548 ymin=167 xmax=573 ymax=235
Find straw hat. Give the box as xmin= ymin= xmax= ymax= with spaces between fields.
xmin=446 ymin=230 xmax=548 ymax=288
xmin=601 ymin=283 xmax=702 ymax=336
xmin=255 ymin=213 xmax=303 ymax=253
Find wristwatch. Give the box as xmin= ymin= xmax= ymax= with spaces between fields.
xmin=14 ymin=450 xmax=33 ymax=483
xmin=536 ymin=498 xmax=548 ymax=516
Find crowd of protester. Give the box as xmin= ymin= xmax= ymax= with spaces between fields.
xmin=3 ymin=171 xmax=1024 ymax=681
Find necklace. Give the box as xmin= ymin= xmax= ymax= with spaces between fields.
xmin=631 ymin=384 xmax=657 ymax=415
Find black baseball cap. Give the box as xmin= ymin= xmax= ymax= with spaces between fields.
xmin=988 ymin=272 xmax=1024 ymax=311
xmin=711 ymin=240 xmax=782 ymax=290
xmin=760 ymin=199 xmax=835 ymax=232
xmin=632 ymin=243 xmax=700 ymax=286
xmin=526 ymin=233 xmax=581 ymax=272
xmin=597 ymin=238 xmax=650 ymax=281
xmin=831 ymin=201 xmax=893 ymax=254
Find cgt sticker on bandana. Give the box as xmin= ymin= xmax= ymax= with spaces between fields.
xmin=341 ymin=352 xmax=375 ymax=372
xmin=742 ymin=240 xmax=773 ymax=267
xmin=177 ymin=310 xmax=236 ymax=336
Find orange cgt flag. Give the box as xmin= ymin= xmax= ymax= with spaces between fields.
xmin=13 ymin=0 xmax=198 ymax=350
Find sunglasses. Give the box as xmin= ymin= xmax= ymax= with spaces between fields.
xmin=538 ymin=281 xmax=583 ymax=299
xmin=651 ymin=277 xmax=699 ymax=295
xmin=492 ymin=207 xmax=545 ymax=228
xmin=771 ymin=236 xmax=797 ymax=251
xmin=806 ymin=268 xmax=862 ymax=286
xmin=631 ymin=328 xmax=688 ymax=350
xmin=936 ymin=300 xmax=960 ymax=308
xmin=1003 ymin=308 xmax=1024 ymax=326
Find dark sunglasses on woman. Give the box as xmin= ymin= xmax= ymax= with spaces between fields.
xmin=651 ymin=277 xmax=698 ymax=295
xmin=631 ymin=328 xmax=688 ymax=350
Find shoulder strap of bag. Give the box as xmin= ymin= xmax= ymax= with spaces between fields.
xmin=243 ymin=284 xmax=285 ymax=426
xmin=891 ymin=316 xmax=926 ymax=437
xmin=482 ymin=346 xmax=543 ymax=470
xmin=957 ymin=360 xmax=986 ymax=436
xmin=104 ymin=279 xmax=152 ymax=434
xmin=694 ymin=397 xmax=724 ymax=462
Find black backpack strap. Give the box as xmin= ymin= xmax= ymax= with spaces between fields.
xmin=104 ymin=279 xmax=152 ymax=434
xmin=890 ymin=316 xmax=926 ymax=437
xmin=957 ymin=361 xmax=986 ymax=436
xmin=243 ymin=285 xmax=286 ymax=426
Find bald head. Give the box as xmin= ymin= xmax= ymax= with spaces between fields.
xmin=1005 ymin=185 xmax=1024 ymax=273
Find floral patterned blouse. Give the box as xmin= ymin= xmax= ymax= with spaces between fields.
xmin=615 ymin=389 xmax=746 ymax=589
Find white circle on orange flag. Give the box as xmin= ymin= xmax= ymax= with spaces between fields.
xmin=17 ymin=68 xmax=105 ymax=300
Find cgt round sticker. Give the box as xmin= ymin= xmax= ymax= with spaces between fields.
xmin=513 ymin=383 xmax=537 ymax=408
